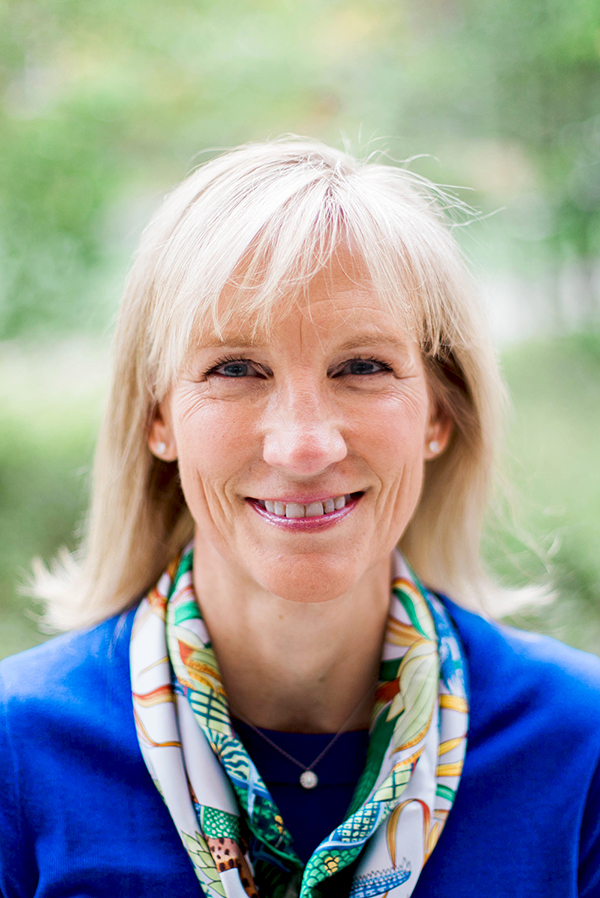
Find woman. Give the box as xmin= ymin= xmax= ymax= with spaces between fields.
xmin=0 ymin=139 xmax=599 ymax=898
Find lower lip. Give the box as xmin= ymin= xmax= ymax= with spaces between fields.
xmin=247 ymin=493 xmax=362 ymax=531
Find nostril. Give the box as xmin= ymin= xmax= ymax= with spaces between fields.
xmin=262 ymin=426 xmax=347 ymax=474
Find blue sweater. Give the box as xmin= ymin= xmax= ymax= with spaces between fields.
xmin=1 ymin=599 xmax=599 ymax=897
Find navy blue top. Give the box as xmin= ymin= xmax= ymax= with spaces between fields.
xmin=231 ymin=719 xmax=370 ymax=863
xmin=1 ymin=598 xmax=600 ymax=897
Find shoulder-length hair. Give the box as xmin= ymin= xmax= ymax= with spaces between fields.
xmin=34 ymin=138 xmax=506 ymax=630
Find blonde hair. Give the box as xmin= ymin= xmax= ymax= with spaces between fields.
xmin=34 ymin=138 xmax=506 ymax=630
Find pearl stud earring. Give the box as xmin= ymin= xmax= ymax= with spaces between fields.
xmin=428 ymin=440 xmax=440 ymax=454
xmin=155 ymin=442 xmax=167 ymax=456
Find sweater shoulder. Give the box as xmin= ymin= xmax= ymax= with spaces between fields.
xmin=0 ymin=607 xmax=136 ymax=710
xmin=443 ymin=597 xmax=600 ymax=738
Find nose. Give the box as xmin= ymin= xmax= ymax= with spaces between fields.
xmin=262 ymin=381 xmax=347 ymax=477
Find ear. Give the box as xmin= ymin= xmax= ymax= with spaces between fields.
xmin=424 ymin=407 xmax=453 ymax=460
xmin=148 ymin=400 xmax=178 ymax=462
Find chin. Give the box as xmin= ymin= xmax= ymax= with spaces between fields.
xmin=254 ymin=552 xmax=369 ymax=604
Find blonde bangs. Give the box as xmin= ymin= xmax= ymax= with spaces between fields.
xmin=140 ymin=142 xmax=473 ymax=400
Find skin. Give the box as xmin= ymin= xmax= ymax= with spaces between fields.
xmin=150 ymin=258 xmax=451 ymax=732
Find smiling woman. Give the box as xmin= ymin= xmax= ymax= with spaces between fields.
xmin=0 ymin=140 xmax=599 ymax=898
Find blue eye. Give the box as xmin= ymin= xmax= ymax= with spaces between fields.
xmin=218 ymin=361 xmax=251 ymax=377
xmin=348 ymin=359 xmax=380 ymax=375
xmin=205 ymin=356 xmax=267 ymax=379
xmin=335 ymin=358 xmax=392 ymax=377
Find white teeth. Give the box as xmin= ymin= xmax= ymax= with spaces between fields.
xmin=285 ymin=503 xmax=305 ymax=518
xmin=306 ymin=502 xmax=324 ymax=517
xmin=261 ymin=495 xmax=353 ymax=518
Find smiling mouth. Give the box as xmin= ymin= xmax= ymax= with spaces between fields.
xmin=252 ymin=492 xmax=363 ymax=519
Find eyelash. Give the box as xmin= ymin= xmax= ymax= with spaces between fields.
xmin=333 ymin=356 xmax=394 ymax=377
xmin=203 ymin=355 xmax=265 ymax=378
xmin=203 ymin=354 xmax=394 ymax=378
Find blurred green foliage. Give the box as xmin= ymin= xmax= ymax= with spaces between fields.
xmin=1 ymin=0 xmax=599 ymax=657
xmin=0 ymin=340 xmax=105 ymax=656
xmin=489 ymin=332 xmax=600 ymax=653
xmin=2 ymin=0 xmax=600 ymax=339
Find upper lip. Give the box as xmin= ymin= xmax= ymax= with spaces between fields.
xmin=248 ymin=491 xmax=362 ymax=504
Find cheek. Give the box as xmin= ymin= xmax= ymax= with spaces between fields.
xmin=357 ymin=391 xmax=430 ymax=471
xmin=171 ymin=400 xmax=256 ymax=509
xmin=356 ymin=393 xmax=430 ymax=535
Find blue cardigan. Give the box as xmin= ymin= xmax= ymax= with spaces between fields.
xmin=1 ymin=599 xmax=599 ymax=897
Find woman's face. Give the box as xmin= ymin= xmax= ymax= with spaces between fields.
xmin=151 ymin=258 xmax=451 ymax=603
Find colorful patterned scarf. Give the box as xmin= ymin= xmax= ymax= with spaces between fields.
xmin=130 ymin=546 xmax=468 ymax=898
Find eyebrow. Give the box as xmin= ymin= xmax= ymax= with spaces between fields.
xmin=333 ymin=335 xmax=412 ymax=353
xmin=197 ymin=333 xmax=412 ymax=353
xmin=197 ymin=338 xmax=260 ymax=350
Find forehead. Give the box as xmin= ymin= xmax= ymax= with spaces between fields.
xmin=192 ymin=255 xmax=417 ymax=352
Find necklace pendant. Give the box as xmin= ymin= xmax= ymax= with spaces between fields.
xmin=299 ymin=770 xmax=318 ymax=789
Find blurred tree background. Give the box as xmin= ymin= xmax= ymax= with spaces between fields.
xmin=1 ymin=0 xmax=599 ymax=657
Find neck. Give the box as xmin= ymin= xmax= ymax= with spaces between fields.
xmin=192 ymin=541 xmax=392 ymax=733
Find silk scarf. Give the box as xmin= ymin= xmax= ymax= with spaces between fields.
xmin=130 ymin=546 xmax=469 ymax=898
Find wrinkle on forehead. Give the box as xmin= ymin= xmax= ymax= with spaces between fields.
xmin=188 ymin=295 xmax=415 ymax=359
xmin=190 ymin=256 xmax=416 ymax=352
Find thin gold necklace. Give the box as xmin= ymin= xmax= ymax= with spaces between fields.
xmin=230 ymin=680 xmax=376 ymax=790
